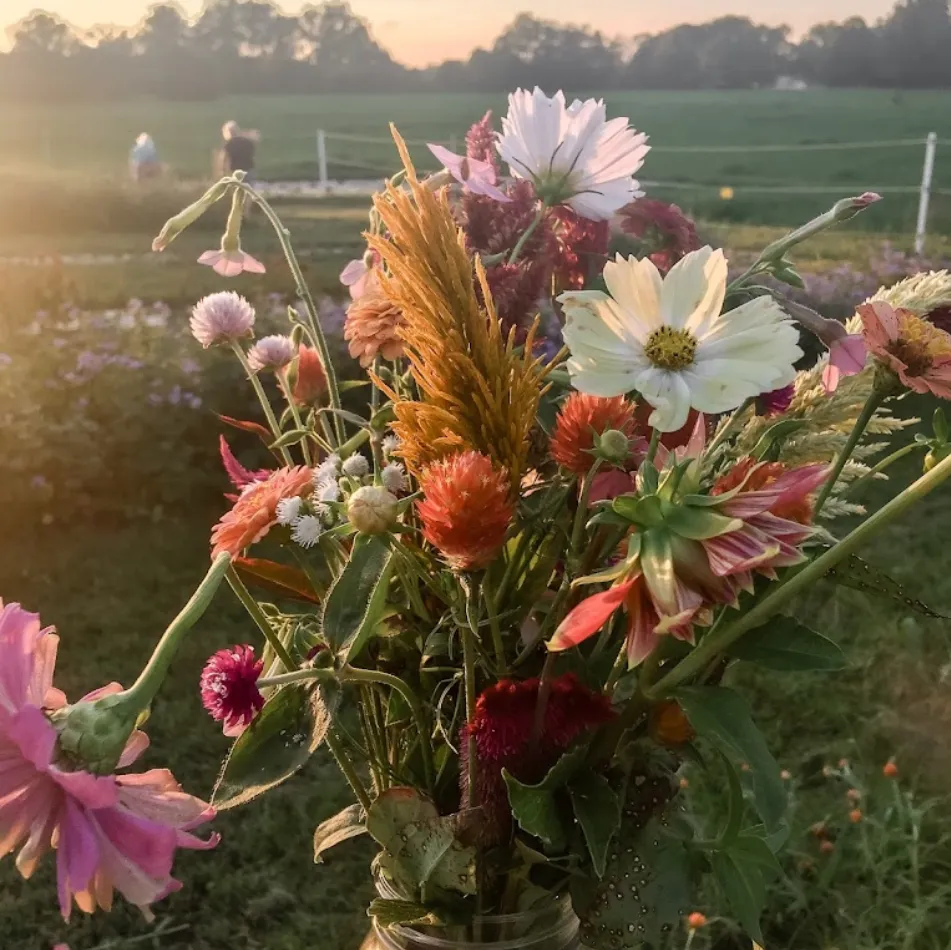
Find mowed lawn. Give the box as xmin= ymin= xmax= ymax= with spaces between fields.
xmin=1 ymin=89 xmax=950 ymax=229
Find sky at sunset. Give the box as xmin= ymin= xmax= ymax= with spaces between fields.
xmin=4 ymin=1 xmax=898 ymax=65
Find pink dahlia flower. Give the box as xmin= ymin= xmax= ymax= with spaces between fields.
xmin=197 ymin=247 xmax=266 ymax=278
xmin=0 ymin=601 xmax=217 ymax=920
xmin=549 ymin=459 xmax=828 ymax=666
xmin=200 ymin=645 xmax=264 ymax=737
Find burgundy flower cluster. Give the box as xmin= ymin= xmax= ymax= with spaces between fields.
xmin=618 ymin=198 xmax=701 ymax=274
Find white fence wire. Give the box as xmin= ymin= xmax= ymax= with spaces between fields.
xmin=303 ymin=129 xmax=947 ymax=254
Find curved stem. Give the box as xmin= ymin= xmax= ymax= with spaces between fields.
xmin=326 ymin=728 xmax=373 ymax=812
xmin=231 ymin=342 xmax=293 ymax=466
xmin=815 ymin=391 xmax=883 ymax=515
xmin=121 ymin=554 xmax=231 ymax=709
xmin=645 ymin=427 xmax=662 ymax=466
xmin=847 ymin=442 xmax=922 ymax=500
xmin=285 ymin=393 xmax=313 ymax=466
xmin=648 ymin=445 xmax=951 ymax=697
xmin=227 ymin=566 xmax=295 ymax=671
xmin=239 ymin=182 xmax=345 ymax=445
xmin=508 ymin=206 xmax=545 ymax=265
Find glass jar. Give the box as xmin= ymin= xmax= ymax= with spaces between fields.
xmin=361 ymin=899 xmax=582 ymax=950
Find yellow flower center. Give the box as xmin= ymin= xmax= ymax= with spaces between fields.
xmin=644 ymin=326 xmax=698 ymax=371
xmin=889 ymin=312 xmax=951 ymax=376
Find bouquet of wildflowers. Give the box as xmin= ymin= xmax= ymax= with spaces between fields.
xmin=8 ymin=88 xmax=951 ymax=949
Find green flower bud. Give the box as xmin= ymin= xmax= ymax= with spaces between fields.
xmin=151 ymin=179 xmax=231 ymax=252
xmin=594 ymin=428 xmax=631 ymax=465
xmin=348 ymin=485 xmax=399 ymax=535
xmin=51 ymin=692 xmax=140 ymax=775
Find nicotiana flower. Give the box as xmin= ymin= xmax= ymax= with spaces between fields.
xmin=199 ymin=645 xmax=264 ymax=737
xmin=197 ymin=247 xmax=265 ymax=278
xmin=859 ymin=300 xmax=951 ymax=398
xmin=497 ymin=87 xmax=650 ymax=221
xmin=550 ymin=392 xmax=638 ymax=474
xmin=0 ymin=601 xmax=217 ymax=919
xmin=247 ymin=334 xmax=296 ymax=373
xmin=417 ymin=451 xmax=513 ymax=571
xmin=427 ymin=143 xmax=511 ymax=202
xmin=549 ymin=457 xmax=828 ymax=665
xmin=560 ymin=247 xmax=802 ymax=431
xmin=211 ymin=466 xmax=314 ymax=557
xmin=190 ymin=292 xmax=255 ymax=348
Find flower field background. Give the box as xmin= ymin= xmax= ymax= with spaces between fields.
xmin=3 ymin=107 xmax=951 ymax=947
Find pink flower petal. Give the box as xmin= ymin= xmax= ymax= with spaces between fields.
xmin=549 ymin=580 xmax=635 ymax=651
xmin=241 ymin=253 xmax=266 ymax=275
xmin=57 ymin=798 xmax=101 ymax=919
xmin=339 ymin=258 xmax=367 ymax=286
xmin=588 ymin=469 xmax=635 ymax=505
xmin=197 ymin=249 xmax=221 ymax=267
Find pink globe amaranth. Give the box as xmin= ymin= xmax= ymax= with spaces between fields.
xmin=189 ymin=291 xmax=255 ymax=348
xmin=0 ymin=600 xmax=218 ymax=921
xmin=200 ymin=645 xmax=264 ymax=737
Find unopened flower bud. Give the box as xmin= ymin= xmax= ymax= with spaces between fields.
xmin=152 ymin=179 xmax=231 ymax=252
xmin=594 ymin=428 xmax=631 ymax=466
xmin=883 ymin=760 xmax=899 ymax=778
xmin=348 ymin=485 xmax=398 ymax=534
xmin=833 ymin=192 xmax=882 ymax=221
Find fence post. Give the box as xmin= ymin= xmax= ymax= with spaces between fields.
xmin=317 ymin=129 xmax=329 ymax=193
xmin=915 ymin=132 xmax=937 ymax=256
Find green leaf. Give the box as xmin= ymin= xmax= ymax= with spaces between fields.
xmin=313 ymin=804 xmax=366 ymax=863
xmin=677 ymin=687 xmax=785 ymax=830
xmin=213 ymin=682 xmax=338 ymax=809
xmin=233 ymin=556 xmax=323 ymax=604
xmin=663 ymin=506 xmax=743 ymax=540
xmin=367 ymin=898 xmax=440 ymax=928
xmin=502 ymin=772 xmax=566 ymax=851
xmin=269 ymin=427 xmax=311 ymax=449
xmin=569 ymin=773 xmax=621 ymax=878
xmin=366 ymin=788 xmax=476 ymax=896
xmin=710 ymin=835 xmax=779 ymax=945
xmin=320 ymin=534 xmax=393 ymax=662
xmin=728 ymin=616 xmax=847 ymax=671
xmin=749 ymin=418 xmax=808 ymax=462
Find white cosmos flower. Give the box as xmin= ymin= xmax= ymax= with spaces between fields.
xmin=498 ymin=87 xmax=650 ymax=221
xmin=560 ymin=247 xmax=802 ymax=432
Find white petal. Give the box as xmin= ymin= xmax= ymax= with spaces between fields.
xmin=635 ymin=368 xmax=692 ymax=432
xmin=696 ymin=322 xmax=803 ymax=365
xmin=568 ymin=364 xmax=642 ymax=398
xmin=660 ymin=247 xmax=727 ymax=332
xmin=562 ymin=293 xmax=650 ymax=356
xmin=698 ymin=295 xmax=791 ymax=345
xmin=600 ymin=255 xmax=663 ymax=338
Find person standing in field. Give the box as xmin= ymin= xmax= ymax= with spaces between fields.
xmin=219 ymin=121 xmax=260 ymax=182
xmin=129 ymin=133 xmax=162 ymax=182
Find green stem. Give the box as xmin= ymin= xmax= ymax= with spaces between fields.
xmin=285 ymin=392 xmax=313 ymax=466
xmin=227 ymin=566 xmax=295 ymax=671
xmin=649 ymin=445 xmax=951 ymax=697
xmin=121 ymin=554 xmax=231 ymax=709
xmin=508 ymin=206 xmax=545 ymax=265
xmin=645 ymin=427 xmax=662 ymax=466
xmin=462 ymin=585 xmax=480 ymax=807
xmin=570 ymin=461 xmax=602 ymax=559
xmin=814 ymin=391 xmax=883 ymax=515
xmin=239 ymin=182 xmax=345 ymax=445
xmin=258 ymin=668 xmax=332 ymax=688
xmin=531 ymin=652 xmax=557 ymax=744
xmin=231 ymin=342 xmax=293 ymax=466
xmin=705 ymin=397 xmax=754 ymax=459
xmin=481 ymin=575 xmax=507 ymax=676
xmin=325 ymin=728 xmax=373 ymax=812
xmin=341 ymin=666 xmax=435 ymax=794
xmin=847 ymin=442 xmax=922 ymax=499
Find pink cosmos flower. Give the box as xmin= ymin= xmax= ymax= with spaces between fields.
xmin=549 ymin=460 xmax=828 ymax=665
xmin=427 ymin=144 xmax=511 ymax=203
xmin=197 ymin=247 xmax=266 ymax=277
xmin=0 ymin=601 xmax=217 ymax=920
xmin=822 ymin=335 xmax=868 ymax=393
xmin=200 ymin=645 xmax=264 ymax=737
xmin=340 ymin=250 xmax=381 ymax=300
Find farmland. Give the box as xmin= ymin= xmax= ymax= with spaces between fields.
xmin=1 ymin=89 xmax=950 ymax=231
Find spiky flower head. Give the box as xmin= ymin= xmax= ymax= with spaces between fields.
xmin=341 ymin=454 xmax=370 ymax=478
xmin=381 ymin=462 xmax=407 ymax=493
xmin=291 ymin=514 xmax=324 ymax=548
xmin=550 ymin=392 xmax=638 ymax=474
xmin=275 ymin=495 xmax=303 ymax=526
xmin=200 ymin=645 xmax=264 ymax=737
xmin=466 ymin=111 xmax=498 ymax=166
xmin=343 ymin=281 xmax=405 ymax=368
xmin=417 ymin=451 xmax=513 ymax=571
xmin=247 ymin=334 xmax=295 ymax=373
xmin=190 ymin=292 xmax=255 ymax=348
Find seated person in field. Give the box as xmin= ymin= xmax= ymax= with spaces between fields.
xmin=129 ymin=133 xmax=162 ymax=181
xmin=219 ymin=121 xmax=260 ymax=181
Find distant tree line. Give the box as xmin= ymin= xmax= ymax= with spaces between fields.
xmin=2 ymin=0 xmax=951 ymax=101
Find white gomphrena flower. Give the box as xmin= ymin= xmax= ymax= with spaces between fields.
xmin=292 ymin=515 xmax=323 ymax=548
xmin=275 ymin=496 xmax=303 ymax=526
xmin=382 ymin=435 xmax=401 ymax=457
xmin=317 ymin=480 xmax=341 ymax=504
xmin=313 ymin=455 xmax=341 ymax=487
xmin=498 ymin=87 xmax=650 ymax=221
xmin=190 ymin=292 xmax=255 ymax=348
xmin=382 ymin=462 xmax=407 ymax=494
xmin=247 ymin=334 xmax=296 ymax=373
xmin=342 ymin=454 xmax=370 ymax=478
xmin=560 ymin=247 xmax=802 ymax=432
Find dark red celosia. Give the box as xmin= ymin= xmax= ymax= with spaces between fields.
xmin=482 ymin=261 xmax=549 ymax=343
xmin=461 ymin=674 xmax=615 ymax=835
xmin=928 ymin=305 xmax=951 ymax=336
xmin=618 ymin=199 xmax=701 ymax=275
xmin=758 ymin=383 xmax=795 ymax=417
xmin=551 ymin=207 xmax=610 ymax=292
xmin=200 ymin=645 xmax=264 ymax=738
xmin=466 ymin=111 xmax=498 ymax=167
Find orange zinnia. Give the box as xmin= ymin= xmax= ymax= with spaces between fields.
xmin=550 ymin=392 xmax=637 ymax=474
xmin=211 ymin=466 xmax=313 ymax=558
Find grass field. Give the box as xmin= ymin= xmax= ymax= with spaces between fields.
xmin=2 ymin=90 xmax=950 ymax=230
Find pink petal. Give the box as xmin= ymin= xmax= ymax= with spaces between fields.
xmin=215 ymin=257 xmax=243 ymax=278
xmin=29 ymin=632 xmax=60 ymax=710
xmin=549 ymin=579 xmax=635 ymax=651
xmin=197 ymin=249 xmax=221 ymax=267
xmin=117 ymin=730 xmax=150 ymax=769
xmin=241 ymin=253 xmax=266 ymax=274
xmin=116 ymin=769 xmax=214 ymax=832
xmin=427 ymin=143 xmax=465 ymax=176
xmin=95 ymin=808 xmax=176 ymax=880
xmin=830 ymin=334 xmax=867 ymax=375
xmin=339 ymin=258 xmax=367 ymax=287
xmin=859 ymin=301 xmax=899 ymax=348
xmin=219 ymin=435 xmax=262 ymax=489
xmin=78 ymin=682 xmax=123 ymax=704
xmin=703 ymin=529 xmax=781 ymax=577
xmin=588 ymin=469 xmax=635 ymax=505
xmin=9 ymin=706 xmax=56 ymax=772
xmin=57 ymin=798 xmax=101 ymax=919
xmin=0 ymin=603 xmax=45 ymax=715
xmin=51 ymin=766 xmax=118 ymax=811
